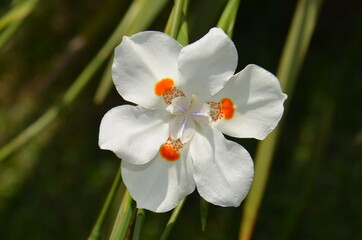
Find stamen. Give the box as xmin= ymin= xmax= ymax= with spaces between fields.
xmin=163 ymin=87 xmax=185 ymax=105
xmin=159 ymin=137 xmax=183 ymax=161
xmin=207 ymin=101 xmax=222 ymax=121
xmin=207 ymin=98 xmax=235 ymax=121
xmin=154 ymin=78 xmax=185 ymax=105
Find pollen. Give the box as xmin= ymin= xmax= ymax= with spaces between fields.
xmin=207 ymin=98 xmax=235 ymax=121
xmin=220 ymin=98 xmax=235 ymax=120
xmin=207 ymin=101 xmax=222 ymax=121
xmin=159 ymin=137 xmax=183 ymax=161
xmin=154 ymin=78 xmax=174 ymax=96
xmin=162 ymin=87 xmax=185 ymax=104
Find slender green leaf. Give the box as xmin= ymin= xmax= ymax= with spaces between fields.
xmin=200 ymin=197 xmax=209 ymax=231
xmin=175 ymin=0 xmax=189 ymax=46
xmin=132 ymin=209 xmax=145 ymax=240
xmin=216 ymin=0 xmax=241 ymax=37
xmin=93 ymin=57 xmax=113 ymax=105
xmin=164 ymin=6 xmax=175 ymax=35
xmin=169 ymin=0 xmax=185 ymax=39
xmin=160 ymin=197 xmax=186 ymax=240
xmin=165 ymin=0 xmax=189 ymax=45
xmin=88 ymin=170 xmax=122 ymax=240
xmin=0 ymin=17 xmax=21 ymax=49
xmin=109 ymin=190 xmax=136 ymax=240
xmin=0 ymin=0 xmax=38 ymax=31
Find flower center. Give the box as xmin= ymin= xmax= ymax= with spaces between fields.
xmin=166 ymin=96 xmax=210 ymax=144
xmin=154 ymin=78 xmax=235 ymax=162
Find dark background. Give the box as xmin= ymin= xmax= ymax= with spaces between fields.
xmin=0 ymin=0 xmax=361 ymax=239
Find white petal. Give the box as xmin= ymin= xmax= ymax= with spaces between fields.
xmin=169 ymin=116 xmax=185 ymax=140
xmin=178 ymin=28 xmax=238 ymax=101
xmin=211 ymin=64 xmax=287 ymax=140
xmin=99 ymin=105 xmax=170 ymax=164
xmin=121 ymin=144 xmax=195 ymax=212
xmin=113 ymin=31 xmax=182 ymax=109
xmin=166 ymin=96 xmax=190 ymax=115
xmin=169 ymin=116 xmax=195 ymax=144
xmin=190 ymin=126 xmax=254 ymax=207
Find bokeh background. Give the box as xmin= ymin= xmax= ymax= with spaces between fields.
xmin=0 ymin=0 xmax=361 ymax=239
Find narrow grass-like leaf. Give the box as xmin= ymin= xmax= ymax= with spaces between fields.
xmin=216 ymin=0 xmax=241 ymax=37
xmin=0 ymin=0 xmax=39 ymax=49
xmin=93 ymin=57 xmax=113 ymax=105
xmin=165 ymin=0 xmax=189 ymax=45
xmin=0 ymin=18 xmax=21 ymax=49
xmin=0 ymin=0 xmax=170 ymax=162
xmin=0 ymin=0 xmax=38 ymax=31
xmin=200 ymin=197 xmax=209 ymax=231
xmin=175 ymin=0 xmax=189 ymax=46
xmin=164 ymin=6 xmax=175 ymax=35
xmin=239 ymin=0 xmax=324 ymax=239
xmin=169 ymin=0 xmax=185 ymax=39
xmin=88 ymin=169 xmax=122 ymax=240
xmin=109 ymin=190 xmax=136 ymax=240
xmin=160 ymin=197 xmax=186 ymax=240
xmin=277 ymin=0 xmax=324 ymax=101
xmin=132 ymin=209 xmax=145 ymax=240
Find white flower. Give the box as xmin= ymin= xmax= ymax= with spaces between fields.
xmin=99 ymin=28 xmax=287 ymax=212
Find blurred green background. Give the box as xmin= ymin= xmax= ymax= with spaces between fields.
xmin=0 ymin=0 xmax=361 ymax=239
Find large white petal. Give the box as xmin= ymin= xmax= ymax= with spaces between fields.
xmin=211 ymin=64 xmax=287 ymax=140
xmin=121 ymin=144 xmax=195 ymax=212
xmin=178 ymin=28 xmax=238 ymax=101
xmin=99 ymin=105 xmax=170 ymax=164
xmin=190 ymin=126 xmax=254 ymax=207
xmin=113 ymin=31 xmax=182 ymax=109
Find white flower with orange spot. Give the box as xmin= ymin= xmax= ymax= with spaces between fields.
xmin=99 ymin=28 xmax=287 ymax=212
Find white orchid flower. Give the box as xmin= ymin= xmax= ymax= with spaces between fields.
xmin=99 ymin=27 xmax=287 ymax=212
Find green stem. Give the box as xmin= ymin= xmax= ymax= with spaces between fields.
xmin=160 ymin=197 xmax=186 ymax=240
xmin=93 ymin=56 xmax=113 ymax=105
xmin=216 ymin=0 xmax=241 ymax=37
xmin=200 ymin=197 xmax=209 ymax=231
xmin=0 ymin=18 xmax=22 ymax=49
xmin=164 ymin=6 xmax=175 ymax=35
xmin=0 ymin=0 xmax=39 ymax=31
xmin=132 ymin=209 xmax=145 ymax=240
xmin=109 ymin=190 xmax=136 ymax=240
xmin=169 ymin=0 xmax=185 ymax=39
xmin=238 ymin=0 xmax=324 ymax=239
xmin=88 ymin=170 xmax=122 ymax=240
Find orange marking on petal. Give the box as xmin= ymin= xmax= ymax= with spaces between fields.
xmin=160 ymin=145 xmax=180 ymax=161
xmin=159 ymin=138 xmax=183 ymax=161
xmin=220 ymin=98 xmax=235 ymax=120
xmin=154 ymin=78 xmax=174 ymax=96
